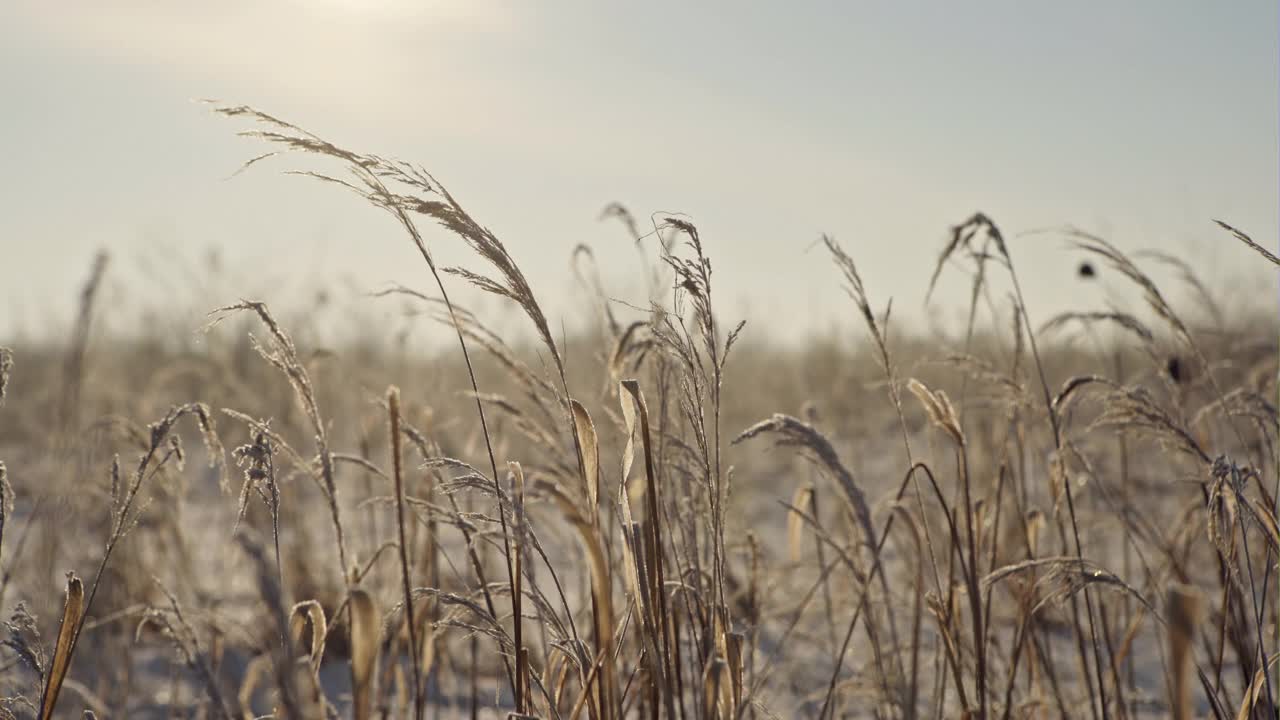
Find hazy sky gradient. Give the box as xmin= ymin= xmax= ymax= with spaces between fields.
xmin=3 ymin=1 xmax=1276 ymax=343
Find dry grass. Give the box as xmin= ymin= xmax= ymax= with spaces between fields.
xmin=0 ymin=106 xmax=1276 ymax=719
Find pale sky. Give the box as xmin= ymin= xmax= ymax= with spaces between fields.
xmin=2 ymin=1 xmax=1276 ymax=345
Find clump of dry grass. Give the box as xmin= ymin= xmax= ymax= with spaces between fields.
xmin=0 ymin=104 xmax=1275 ymax=720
